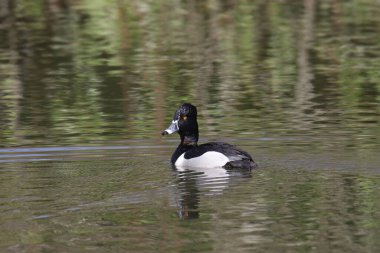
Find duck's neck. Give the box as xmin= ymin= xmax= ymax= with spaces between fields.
xmin=171 ymin=135 xmax=198 ymax=164
xmin=180 ymin=134 xmax=198 ymax=146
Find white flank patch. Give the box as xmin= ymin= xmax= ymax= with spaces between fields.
xmin=175 ymin=151 xmax=229 ymax=169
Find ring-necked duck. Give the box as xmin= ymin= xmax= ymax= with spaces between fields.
xmin=162 ymin=103 xmax=258 ymax=170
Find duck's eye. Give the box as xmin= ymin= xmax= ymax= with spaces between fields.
xmin=182 ymin=116 xmax=187 ymax=120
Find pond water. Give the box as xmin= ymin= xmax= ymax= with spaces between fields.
xmin=1 ymin=1 xmax=380 ymax=252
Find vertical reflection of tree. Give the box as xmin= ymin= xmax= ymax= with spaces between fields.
xmin=153 ymin=2 xmax=171 ymax=136
xmin=251 ymin=0 xmax=271 ymax=106
xmin=186 ymin=1 xmax=240 ymax=134
xmin=117 ymin=1 xmax=138 ymax=137
xmin=231 ymin=0 xmax=271 ymax=111
xmin=295 ymin=0 xmax=316 ymax=127
xmin=254 ymin=0 xmax=270 ymax=62
xmin=186 ymin=0 xmax=214 ymax=130
xmin=0 ymin=0 xmax=22 ymax=145
xmin=43 ymin=0 xmax=69 ymax=16
xmin=20 ymin=0 xmax=69 ymax=137
xmin=176 ymin=170 xmax=200 ymax=219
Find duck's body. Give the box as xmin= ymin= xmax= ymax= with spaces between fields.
xmin=162 ymin=103 xmax=258 ymax=170
xmin=172 ymin=142 xmax=256 ymax=169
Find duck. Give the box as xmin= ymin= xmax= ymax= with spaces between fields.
xmin=162 ymin=103 xmax=258 ymax=170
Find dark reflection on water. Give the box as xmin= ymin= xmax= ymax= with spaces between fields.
xmin=174 ymin=167 xmax=252 ymax=219
xmin=176 ymin=170 xmax=202 ymax=219
xmin=1 ymin=0 xmax=380 ymax=252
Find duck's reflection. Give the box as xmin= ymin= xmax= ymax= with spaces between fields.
xmin=173 ymin=166 xmax=252 ymax=219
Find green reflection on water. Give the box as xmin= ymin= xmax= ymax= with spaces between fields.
xmin=0 ymin=0 xmax=379 ymax=149
xmin=1 ymin=0 xmax=380 ymax=252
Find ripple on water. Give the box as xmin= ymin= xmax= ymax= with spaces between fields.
xmin=0 ymin=144 xmax=171 ymax=163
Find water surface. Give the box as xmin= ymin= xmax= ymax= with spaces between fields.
xmin=1 ymin=0 xmax=380 ymax=252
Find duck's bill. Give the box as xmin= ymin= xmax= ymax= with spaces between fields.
xmin=161 ymin=120 xmax=179 ymax=135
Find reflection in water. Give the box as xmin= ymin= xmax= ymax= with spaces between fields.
xmin=0 ymin=0 xmax=379 ymax=150
xmin=175 ymin=170 xmax=201 ymax=219
xmin=0 ymin=146 xmax=380 ymax=252
xmin=174 ymin=166 xmax=251 ymax=219
xmin=1 ymin=1 xmax=380 ymax=252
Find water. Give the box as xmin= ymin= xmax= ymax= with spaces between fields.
xmin=1 ymin=0 xmax=380 ymax=252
